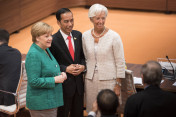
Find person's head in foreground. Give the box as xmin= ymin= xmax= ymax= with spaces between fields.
xmin=97 ymin=89 xmax=119 ymax=115
xmin=141 ymin=60 xmax=162 ymax=87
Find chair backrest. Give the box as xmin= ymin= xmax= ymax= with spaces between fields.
xmin=16 ymin=61 xmax=27 ymax=110
xmin=0 ymin=61 xmax=27 ymax=115
xmin=117 ymin=69 xmax=136 ymax=114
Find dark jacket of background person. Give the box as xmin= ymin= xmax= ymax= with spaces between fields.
xmin=124 ymin=85 xmax=176 ymax=117
xmin=0 ymin=43 xmax=21 ymax=105
xmin=124 ymin=61 xmax=176 ymax=117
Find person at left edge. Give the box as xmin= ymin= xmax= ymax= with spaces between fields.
xmin=25 ymin=22 xmax=67 ymax=117
xmin=0 ymin=28 xmax=21 ymax=117
xmin=49 ymin=8 xmax=86 ymax=117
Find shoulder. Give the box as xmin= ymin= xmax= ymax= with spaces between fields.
xmin=26 ymin=44 xmax=40 ymax=59
xmin=106 ymin=29 xmax=123 ymax=45
xmin=52 ymin=32 xmax=57 ymax=38
xmin=72 ymin=30 xmax=82 ymax=36
xmin=52 ymin=30 xmax=61 ymax=41
xmin=127 ymin=90 xmax=146 ymax=103
xmin=0 ymin=45 xmax=21 ymax=59
xmin=83 ymin=29 xmax=91 ymax=35
xmin=82 ymin=29 xmax=92 ymax=39
xmin=25 ymin=51 xmax=41 ymax=67
xmin=162 ymin=90 xmax=176 ymax=99
xmin=1 ymin=45 xmax=21 ymax=54
xmin=107 ymin=29 xmax=121 ymax=38
xmin=12 ymin=47 xmax=21 ymax=56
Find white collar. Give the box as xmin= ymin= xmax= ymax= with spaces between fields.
xmin=60 ymin=29 xmax=72 ymax=41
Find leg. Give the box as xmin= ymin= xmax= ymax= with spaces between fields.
xmin=57 ymin=106 xmax=65 ymax=117
xmin=70 ymin=89 xmax=84 ymax=117
xmin=57 ymin=96 xmax=73 ymax=117
xmin=85 ymin=71 xmax=99 ymax=113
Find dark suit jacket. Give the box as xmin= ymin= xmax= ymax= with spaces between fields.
xmin=50 ymin=30 xmax=85 ymax=97
xmin=124 ymin=85 xmax=176 ymax=117
xmin=0 ymin=44 xmax=21 ymax=105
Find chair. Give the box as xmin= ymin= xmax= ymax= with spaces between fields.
xmin=117 ymin=69 xmax=136 ymax=116
xmin=0 ymin=61 xmax=27 ymax=117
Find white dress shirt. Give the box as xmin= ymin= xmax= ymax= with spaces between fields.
xmin=60 ymin=29 xmax=75 ymax=51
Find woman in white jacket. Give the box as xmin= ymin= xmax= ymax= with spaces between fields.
xmin=82 ymin=3 xmax=125 ymax=115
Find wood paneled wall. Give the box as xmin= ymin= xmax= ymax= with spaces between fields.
xmin=0 ymin=0 xmax=175 ymax=34
xmin=0 ymin=0 xmax=21 ymax=33
xmin=0 ymin=0 xmax=86 ymax=33
xmin=86 ymin=0 xmax=167 ymax=11
xmin=167 ymin=0 xmax=176 ymax=11
xmin=20 ymin=0 xmax=58 ymax=28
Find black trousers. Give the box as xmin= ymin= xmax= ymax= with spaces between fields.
xmin=57 ymin=89 xmax=84 ymax=117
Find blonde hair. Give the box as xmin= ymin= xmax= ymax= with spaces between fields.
xmin=31 ymin=22 xmax=53 ymax=43
xmin=88 ymin=4 xmax=108 ymax=18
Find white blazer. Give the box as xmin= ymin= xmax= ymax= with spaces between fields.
xmin=82 ymin=29 xmax=125 ymax=80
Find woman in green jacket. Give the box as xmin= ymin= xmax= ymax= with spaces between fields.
xmin=25 ymin=22 xmax=67 ymax=117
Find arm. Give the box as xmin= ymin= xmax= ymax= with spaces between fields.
xmin=114 ymin=78 xmax=121 ymax=96
xmin=79 ymin=34 xmax=86 ymax=67
xmin=113 ymin=34 xmax=125 ymax=95
xmin=25 ymin=53 xmax=60 ymax=88
xmin=87 ymin=101 xmax=98 ymax=117
xmin=113 ymin=34 xmax=125 ymax=79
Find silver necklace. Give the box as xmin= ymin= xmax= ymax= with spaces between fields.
xmin=93 ymin=27 xmax=106 ymax=38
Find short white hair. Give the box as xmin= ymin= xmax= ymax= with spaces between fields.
xmin=88 ymin=4 xmax=108 ymax=18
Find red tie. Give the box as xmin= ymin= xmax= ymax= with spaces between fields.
xmin=67 ymin=36 xmax=74 ymax=60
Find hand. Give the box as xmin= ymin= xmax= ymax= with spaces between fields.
xmin=54 ymin=73 xmax=67 ymax=83
xmin=61 ymin=72 xmax=67 ymax=80
xmin=66 ymin=64 xmax=85 ymax=76
xmin=114 ymin=85 xmax=121 ymax=96
xmin=66 ymin=64 xmax=77 ymax=75
xmin=73 ymin=64 xmax=85 ymax=76
xmin=92 ymin=101 xmax=98 ymax=113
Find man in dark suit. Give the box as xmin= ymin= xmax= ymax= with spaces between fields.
xmin=87 ymin=89 xmax=119 ymax=117
xmin=124 ymin=60 xmax=176 ymax=117
xmin=49 ymin=8 xmax=86 ymax=117
xmin=0 ymin=29 xmax=21 ymax=106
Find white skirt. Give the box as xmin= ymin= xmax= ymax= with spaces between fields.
xmin=85 ymin=70 xmax=121 ymax=114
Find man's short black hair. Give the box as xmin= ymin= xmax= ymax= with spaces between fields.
xmin=0 ymin=28 xmax=9 ymax=44
xmin=97 ymin=89 xmax=119 ymax=115
xmin=56 ymin=8 xmax=72 ymax=22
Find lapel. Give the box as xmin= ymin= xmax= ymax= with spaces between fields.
xmin=57 ymin=31 xmax=73 ymax=61
xmin=56 ymin=30 xmax=76 ymax=62
xmin=72 ymin=31 xmax=78 ymax=62
xmin=88 ymin=34 xmax=96 ymax=58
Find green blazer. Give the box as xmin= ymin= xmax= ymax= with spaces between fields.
xmin=25 ymin=43 xmax=63 ymax=110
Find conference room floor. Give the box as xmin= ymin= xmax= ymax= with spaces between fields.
xmin=9 ymin=7 xmax=176 ymax=64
